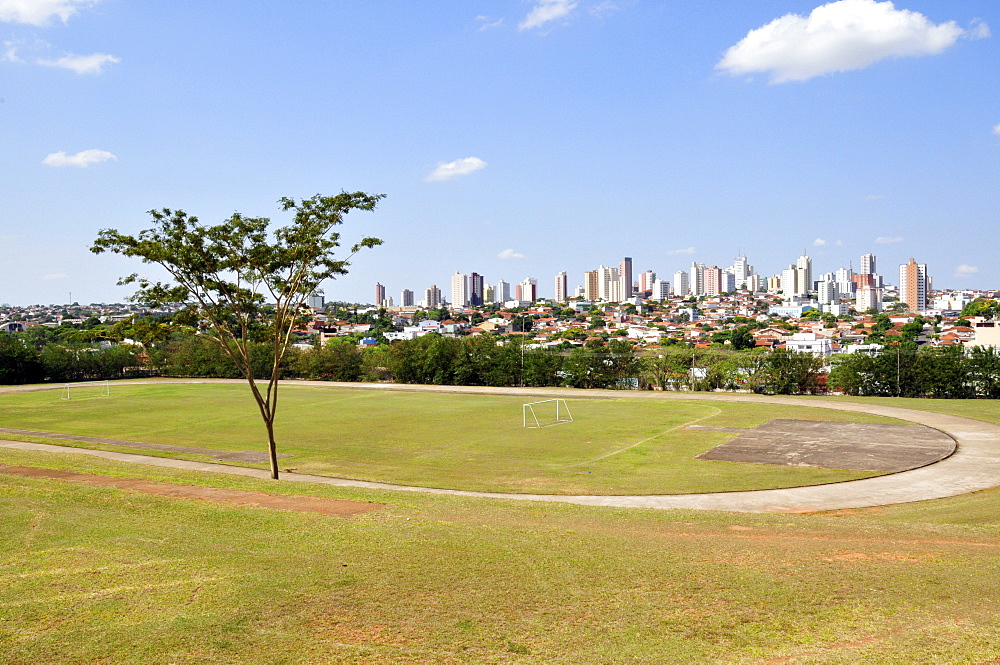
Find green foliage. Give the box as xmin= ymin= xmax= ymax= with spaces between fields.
xmin=828 ymin=345 xmax=1000 ymax=398
xmin=0 ymin=334 xmax=43 ymax=384
xmin=91 ymin=193 xmax=383 ymax=478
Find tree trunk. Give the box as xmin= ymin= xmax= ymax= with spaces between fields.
xmin=265 ymin=416 xmax=279 ymax=480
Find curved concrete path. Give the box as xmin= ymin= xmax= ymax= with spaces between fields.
xmin=3 ymin=379 xmax=1000 ymax=513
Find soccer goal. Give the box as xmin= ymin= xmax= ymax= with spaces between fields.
xmin=62 ymin=380 xmax=111 ymax=400
xmin=523 ymin=398 xmax=574 ymax=428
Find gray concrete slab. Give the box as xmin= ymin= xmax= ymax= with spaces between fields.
xmin=3 ymin=380 xmax=1000 ymax=513
xmin=694 ymin=419 xmax=955 ymax=472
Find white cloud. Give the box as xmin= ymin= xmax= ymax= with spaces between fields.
xmin=37 ymin=52 xmax=119 ymax=74
xmin=518 ymin=0 xmax=577 ymax=31
xmin=589 ymin=2 xmax=619 ymax=18
xmin=969 ymin=18 xmax=991 ymax=40
xmin=425 ymin=157 xmax=487 ymax=182
xmin=665 ymin=247 xmax=696 ymax=256
xmin=476 ymin=14 xmax=504 ymax=31
xmin=954 ymin=264 xmax=979 ymax=278
xmin=874 ymin=236 xmax=903 ymax=244
xmin=716 ymin=0 xmax=976 ymax=83
xmin=992 ymin=123 xmax=1000 ymax=135
xmin=498 ymin=249 xmax=525 ymax=260
xmin=0 ymin=0 xmax=98 ymax=26
xmin=2 ymin=40 xmax=22 ymax=62
xmin=42 ymin=148 xmax=116 ymax=167
xmin=813 ymin=238 xmax=828 ymax=246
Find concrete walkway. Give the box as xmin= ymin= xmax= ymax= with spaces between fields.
xmin=3 ymin=380 xmax=1000 ymax=513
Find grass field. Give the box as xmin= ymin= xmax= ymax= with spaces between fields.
xmin=1 ymin=437 xmax=1000 ymax=664
xmin=0 ymin=381 xmax=908 ymax=494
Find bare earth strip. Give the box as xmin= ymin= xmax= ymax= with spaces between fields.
xmin=0 ymin=464 xmax=380 ymax=516
xmin=2 ymin=379 xmax=1000 ymax=513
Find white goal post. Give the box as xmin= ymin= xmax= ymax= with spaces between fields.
xmin=523 ymin=398 xmax=574 ymax=428
xmin=62 ymin=380 xmax=111 ymax=400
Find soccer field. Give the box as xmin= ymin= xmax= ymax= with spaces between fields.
xmin=0 ymin=381 xmax=901 ymax=494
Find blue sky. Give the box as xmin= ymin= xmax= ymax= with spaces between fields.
xmin=1 ymin=0 xmax=997 ymax=306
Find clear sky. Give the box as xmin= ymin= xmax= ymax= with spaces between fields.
xmin=2 ymin=0 xmax=997 ymax=306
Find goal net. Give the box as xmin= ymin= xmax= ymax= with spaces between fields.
xmin=523 ymin=398 xmax=573 ymax=428
xmin=62 ymin=380 xmax=111 ymax=400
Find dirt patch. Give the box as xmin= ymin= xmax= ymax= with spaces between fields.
xmin=0 ymin=427 xmax=288 ymax=464
xmin=694 ymin=419 xmax=955 ymax=472
xmin=0 ymin=465 xmax=380 ymax=517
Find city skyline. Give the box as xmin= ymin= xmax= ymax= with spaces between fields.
xmin=373 ymin=249 xmax=918 ymax=308
xmin=2 ymin=2 xmax=998 ymax=306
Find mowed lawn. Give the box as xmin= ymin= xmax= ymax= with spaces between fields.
xmin=1 ymin=441 xmax=999 ymax=664
xmin=0 ymin=382 xmax=904 ymax=494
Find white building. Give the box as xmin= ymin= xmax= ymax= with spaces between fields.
xmin=672 ymin=271 xmax=689 ymax=297
xmin=650 ymin=279 xmax=671 ymax=301
xmin=553 ymin=271 xmax=568 ymax=303
xmin=689 ymin=262 xmax=705 ymax=296
xmin=598 ymin=265 xmax=620 ymax=302
xmin=816 ymin=280 xmax=838 ymax=305
xmin=784 ymin=332 xmax=833 ymax=357
xmin=450 ymin=272 xmax=468 ymax=307
xmin=781 ymin=265 xmax=798 ymax=296
xmin=495 ymin=280 xmax=511 ymax=303
xmin=796 ymin=253 xmax=812 ymax=296
xmin=835 ymin=267 xmax=855 ymax=296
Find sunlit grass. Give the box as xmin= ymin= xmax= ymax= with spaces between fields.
xmin=0 ymin=382 xmax=902 ymax=494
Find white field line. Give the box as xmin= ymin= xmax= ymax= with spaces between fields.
xmin=573 ymin=406 xmax=723 ymax=466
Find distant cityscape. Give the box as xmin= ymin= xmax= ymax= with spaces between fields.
xmin=369 ymin=251 xmax=940 ymax=314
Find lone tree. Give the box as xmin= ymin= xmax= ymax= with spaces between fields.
xmin=92 ymin=192 xmax=383 ymax=479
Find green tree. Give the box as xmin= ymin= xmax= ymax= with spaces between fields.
xmin=91 ymin=192 xmax=383 ymax=479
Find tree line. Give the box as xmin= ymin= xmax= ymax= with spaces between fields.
xmin=4 ymin=322 xmax=1000 ymax=398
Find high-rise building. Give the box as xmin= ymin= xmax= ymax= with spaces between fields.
xmin=780 ymin=266 xmax=798 ymax=296
xmin=584 ymin=271 xmax=600 ymax=301
xmin=672 ymin=271 xmax=689 ymax=297
xmin=730 ymin=255 xmax=753 ymax=289
xmin=835 ymin=267 xmax=855 ymax=296
xmin=400 ymin=289 xmax=414 ymax=307
xmin=651 ymin=279 xmax=671 ymax=301
xmin=554 ymin=271 xmax=568 ymax=303
xmin=519 ymin=277 xmax=537 ymax=303
xmin=796 ymin=253 xmax=812 ymax=296
xmin=721 ymin=270 xmax=736 ymax=293
xmin=496 ymin=280 xmax=511 ymax=303
xmin=899 ymin=258 xmax=929 ymax=312
xmin=856 ymin=286 xmax=883 ymax=313
xmin=424 ymin=285 xmax=442 ymax=309
xmin=469 ymin=272 xmax=484 ymax=306
xmin=745 ymin=274 xmax=762 ymax=293
xmin=375 ymin=282 xmax=386 ymax=306
xmin=703 ymin=266 xmax=723 ymax=296
xmin=817 ymin=280 xmax=838 ymax=305
xmin=598 ymin=265 xmax=620 ymax=301
xmin=860 ymin=253 xmax=876 ymax=275
xmin=619 ymin=257 xmax=633 ymax=297
xmin=638 ymin=270 xmax=655 ymax=296
xmin=450 ymin=272 xmax=468 ymax=307
xmin=689 ymin=262 xmax=705 ymax=296
xmin=306 ymin=294 xmax=325 ymax=309
xmin=484 ymin=285 xmax=495 ymax=303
